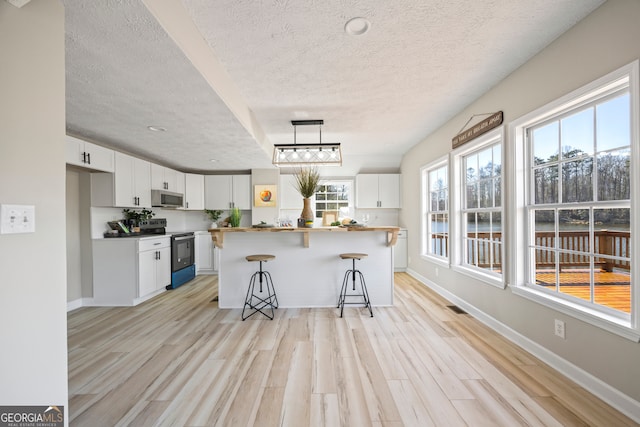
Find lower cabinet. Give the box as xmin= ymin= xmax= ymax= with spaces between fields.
xmin=138 ymin=239 xmax=171 ymax=297
xmin=92 ymin=236 xmax=171 ymax=306
xmin=195 ymin=231 xmax=216 ymax=274
xmin=394 ymin=229 xmax=408 ymax=271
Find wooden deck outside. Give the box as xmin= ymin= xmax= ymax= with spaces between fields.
xmin=535 ymin=270 xmax=631 ymax=314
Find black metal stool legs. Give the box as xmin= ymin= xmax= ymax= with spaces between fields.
xmin=337 ymin=258 xmax=373 ymax=318
xmin=242 ymin=260 xmax=278 ymax=320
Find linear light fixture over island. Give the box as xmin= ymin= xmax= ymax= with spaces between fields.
xmin=272 ymin=120 xmax=342 ymax=167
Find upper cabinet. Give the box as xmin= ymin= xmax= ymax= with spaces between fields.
xmin=66 ymin=135 xmax=114 ymax=172
xmin=151 ymin=163 xmax=184 ymax=194
xmin=184 ymin=173 xmax=205 ymax=211
xmin=204 ymin=175 xmax=251 ymax=210
xmin=91 ymin=152 xmax=151 ymax=208
xmin=355 ymin=174 xmax=401 ymax=208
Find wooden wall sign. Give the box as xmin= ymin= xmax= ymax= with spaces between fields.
xmin=452 ymin=111 xmax=503 ymax=149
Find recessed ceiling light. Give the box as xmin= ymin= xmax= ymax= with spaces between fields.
xmin=209 ymin=159 xmax=219 ymax=163
xmin=345 ymin=17 xmax=370 ymax=36
xmin=147 ymin=126 xmax=166 ymax=132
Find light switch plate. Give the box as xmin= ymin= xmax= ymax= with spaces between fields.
xmin=0 ymin=204 xmax=36 ymax=234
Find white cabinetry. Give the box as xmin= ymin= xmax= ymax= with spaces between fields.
xmin=394 ymin=229 xmax=407 ymax=271
xmin=195 ymin=231 xmax=216 ymax=274
xmin=138 ymin=238 xmax=171 ymax=296
xmin=92 ymin=236 xmax=170 ymax=306
xmin=151 ymin=163 xmax=184 ymax=193
xmin=355 ymin=174 xmax=400 ymax=208
xmin=184 ymin=173 xmax=205 ymax=210
xmin=66 ymin=135 xmax=114 ymax=172
xmin=279 ymin=174 xmax=302 ymax=210
xmin=91 ymin=152 xmax=151 ymax=208
xmin=204 ymin=175 xmax=251 ymax=210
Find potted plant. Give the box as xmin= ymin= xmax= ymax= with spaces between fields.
xmin=293 ymin=166 xmax=321 ymax=227
xmin=229 ymin=207 xmax=242 ymax=228
xmin=122 ymin=208 xmax=154 ymax=231
xmin=205 ymin=209 xmax=223 ymax=228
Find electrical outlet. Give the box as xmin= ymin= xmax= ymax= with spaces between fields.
xmin=554 ymin=319 xmax=566 ymax=339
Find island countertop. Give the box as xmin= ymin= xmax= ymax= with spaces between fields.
xmin=209 ymin=226 xmax=398 ymax=309
xmin=208 ymin=226 xmax=400 ymax=248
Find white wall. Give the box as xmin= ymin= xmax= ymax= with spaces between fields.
xmin=400 ymin=0 xmax=640 ymax=413
xmin=0 ymin=0 xmax=68 ymax=415
xmin=251 ymin=168 xmax=279 ymax=224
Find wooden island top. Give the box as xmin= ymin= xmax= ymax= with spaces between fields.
xmin=208 ymin=226 xmax=400 ymax=248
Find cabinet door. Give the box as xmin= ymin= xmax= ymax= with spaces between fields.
xmin=279 ymin=174 xmax=301 ymax=209
xmin=175 ymin=171 xmax=185 ymax=198
xmin=156 ymin=247 xmax=172 ymax=290
xmin=138 ymin=250 xmax=157 ymax=298
xmin=150 ymin=163 xmax=166 ymax=190
xmin=66 ymin=136 xmax=114 ymax=172
xmin=85 ymin=141 xmax=114 ymax=172
xmin=378 ymin=174 xmax=400 ymax=208
xmin=134 ymin=158 xmax=151 ymax=208
xmin=164 ymin=167 xmax=181 ymax=193
xmin=65 ymin=136 xmax=85 ymax=167
xmin=195 ymin=233 xmax=213 ymax=272
xmin=355 ymin=174 xmax=380 ymax=208
xmin=204 ymin=175 xmax=232 ymax=209
xmin=185 ymin=174 xmax=204 ymax=210
xmin=114 ymin=152 xmax=136 ymax=207
xmin=232 ymin=175 xmax=251 ymax=210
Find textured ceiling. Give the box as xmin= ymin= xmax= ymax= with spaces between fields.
xmin=63 ymin=0 xmax=605 ymax=174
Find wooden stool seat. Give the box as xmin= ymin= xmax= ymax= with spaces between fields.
xmin=339 ymin=253 xmax=368 ymax=260
xmin=242 ymin=255 xmax=278 ymax=320
xmin=246 ymin=254 xmax=275 ymax=262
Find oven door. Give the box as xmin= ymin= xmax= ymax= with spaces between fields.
xmin=172 ymin=233 xmax=194 ymax=272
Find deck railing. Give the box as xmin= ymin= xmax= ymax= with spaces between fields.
xmin=435 ymin=230 xmax=630 ymax=271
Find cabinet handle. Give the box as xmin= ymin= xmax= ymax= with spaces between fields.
xmin=186 ymin=202 xmax=189 ymax=209
xmin=82 ymin=152 xmax=87 ymax=163
xmin=87 ymin=152 xmax=91 ymax=164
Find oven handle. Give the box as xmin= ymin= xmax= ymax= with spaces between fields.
xmin=173 ymin=235 xmax=194 ymax=241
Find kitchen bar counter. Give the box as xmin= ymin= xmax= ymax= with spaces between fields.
xmin=209 ymin=226 xmax=400 ymax=309
xmin=208 ymin=226 xmax=400 ymax=248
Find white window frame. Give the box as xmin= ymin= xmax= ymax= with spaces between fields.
xmin=315 ymin=179 xmax=353 ymax=219
xmin=420 ymin=156 xmax=450 ymax=266
xmin=509 ymin=60 xmax=640 ymax=341
xmin=451 ymin=128 xmax=505 ymax=288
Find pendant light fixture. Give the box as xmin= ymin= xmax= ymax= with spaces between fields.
xmin=272 ymin=120 xmax=342 ymax=167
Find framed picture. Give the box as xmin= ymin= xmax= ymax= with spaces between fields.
xmin=322 ymin=210 xmax=338 ymax=226
xmin=254 ymin=185 xmax=277 ymax=207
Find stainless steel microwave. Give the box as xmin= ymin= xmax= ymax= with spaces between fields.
xmin=151 ymin=189 xmax=183 ymax=208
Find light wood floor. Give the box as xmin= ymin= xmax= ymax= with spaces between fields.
xmin=68 ymin=273 xmax=637 ymax=426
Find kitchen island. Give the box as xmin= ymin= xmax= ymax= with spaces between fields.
xmin=209 ymin=226 xmax=400 ymax=309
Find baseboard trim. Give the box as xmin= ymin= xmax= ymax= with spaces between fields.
xmin=405 ymin=268 xmax=640 ymax=423
xmin=67 ymin=298 xmax=92 ymax=312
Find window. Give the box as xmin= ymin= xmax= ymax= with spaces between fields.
xmin=315 ymin=180 xmax=352 ymax=218
xmin=454 ymin=130 xmax=503 ymax=284
xmin=421 ymin=159 xmax=449 ymax=262
xmin=511 ymin=61 xmax=638 ymax=338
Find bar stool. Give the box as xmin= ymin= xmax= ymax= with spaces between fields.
xmin=242 ymin=254 xmax=279 ymax=320
xmin=337 ymin=253 xmax=373 ymax=318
